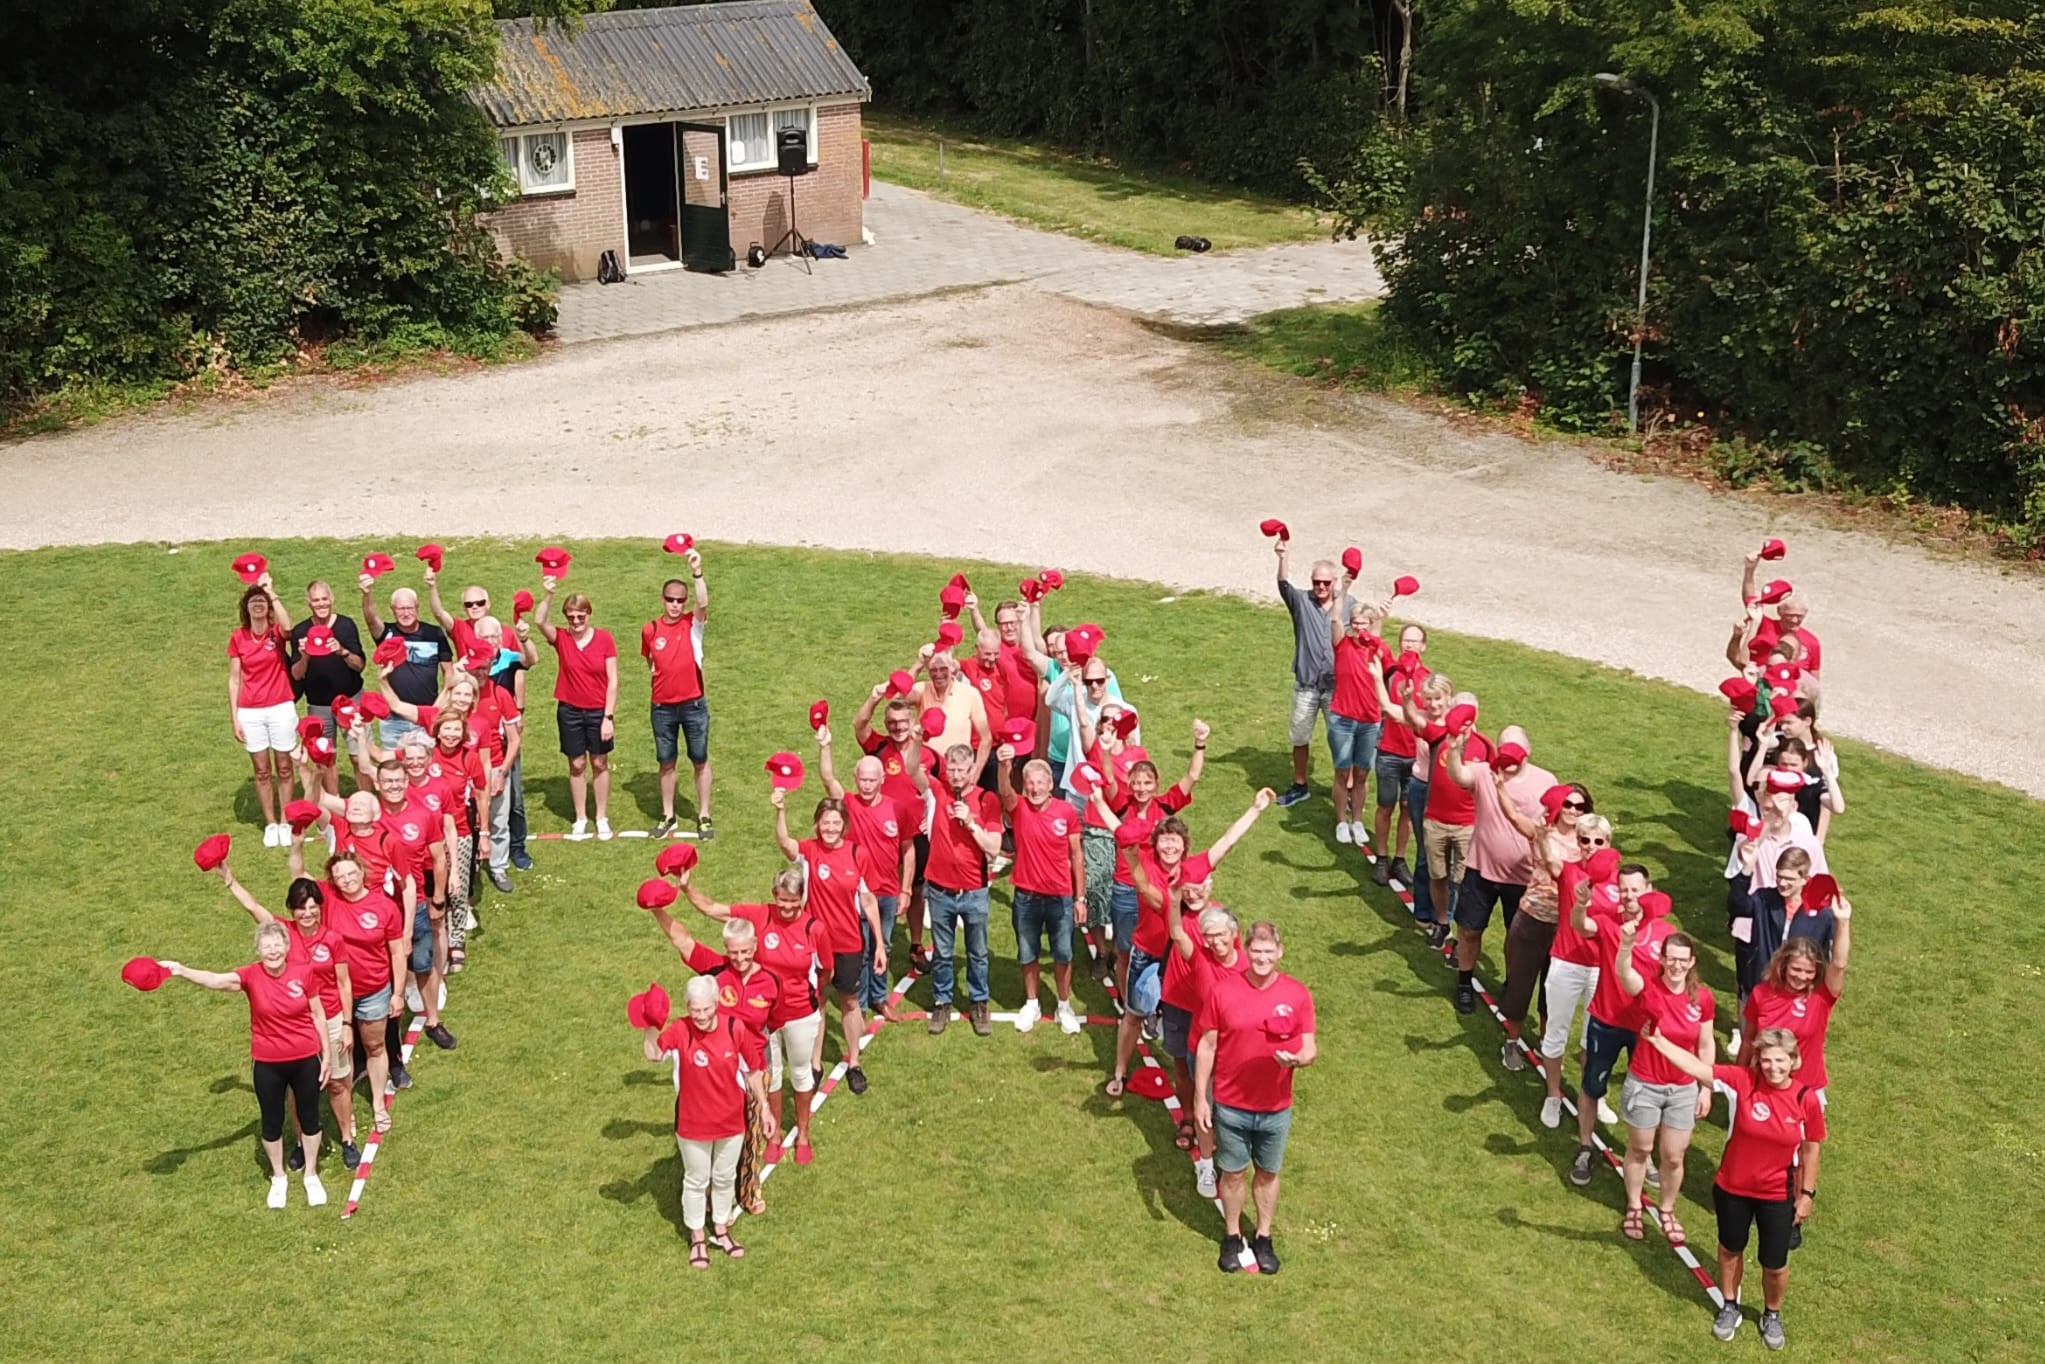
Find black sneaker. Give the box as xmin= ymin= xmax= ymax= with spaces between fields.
xmin=1388 ymin=856 xmax=1413 ymax=886
xmin=510 ymin=849 xmax=534 ymax=871
xmin=342 ymin=1140 xmax=362 ymax=1170
xmin=1371 ymin=859 xmax=1391 ymax=886
xmin=288 ymin=1143 xmax=306 ymax=1172
xmin=654 ymin=815 xmax=678 ymax=837
xmin=1427 ymin=921 xmax=1452 ymax=950
xmin=425 ymin=1023 xmax=458 ymax=1050
xmin=1249 ymin=1234 xmax=1281 ymax=1275
xmin=391 ymin=1064 xmax=414 ymax=1092
xmin=696 ymin=817 xmax=716 ymax=842
xmin=1569 ymin=1145 xmax=1596 ymax=1186
xmin=1218 ymin=1233 xmax=1246 ymax=1273
xmin=1453 ymin=982 xmax=1477 ymax=1015
xmin=1274 ymin=784 xmax=1311 ymax=808
xmin=845 ymin=1065 xmax=868 ymax=1095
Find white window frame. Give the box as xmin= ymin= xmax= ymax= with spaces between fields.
xmin=499 ymin=128 xmax=576 ymax=197
xmin=725 ymin=103 xmax=817 ymax=174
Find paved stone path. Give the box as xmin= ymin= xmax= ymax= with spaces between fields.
xmin=553 ymin=180 xmax=1383 ymax=343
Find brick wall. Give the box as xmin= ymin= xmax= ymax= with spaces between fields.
xmin=726 ymin=102 xmax=865 ymax=257
xmin=483 ymin=127 xmax=621 ymax=284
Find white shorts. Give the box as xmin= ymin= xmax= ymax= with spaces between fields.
xmin=768 ymin=1010 xmax=824 ymax=1094
xmin=238 ymin=701 xmax=300 ymax=753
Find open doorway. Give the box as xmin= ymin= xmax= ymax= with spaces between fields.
xmin=621 ymin=124 xmax=679 ymax=267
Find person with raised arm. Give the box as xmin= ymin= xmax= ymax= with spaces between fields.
xmin=532 ymin=574 xmax=619 ymax=839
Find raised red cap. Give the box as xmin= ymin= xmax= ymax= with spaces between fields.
xmin=121 ymin=957 xmax=170 ymax=992
xmin=919 ymin=707 xmax=947 ymax=740
xmin=887 ymin=669 xmax=916 ymax=697
xmin=1341 ymin=546 xmax=1363 ymax=576
xmin=1765 ymin=768 xmax=1803 ymax=793
xmin=415 ymin=543 xmax=444 ymax=572
xmin=284 ymin=799 xmax=322 ymax=832
xmin=1719 ymin=676 xmax=1759 ymax=707
xmin=764 ymin=751 xmax=806 ymax=791
xmin=330 ymin=695 xmax=358 ymax=729
xmin=1802 ymin=873 xmax=1840 ymax=908
xmin=1000 ymin=716 xmax=1037 ymax=750
xmin=642 ymin=982 xmax=672 ymax=1028
xmin=1444 ymin=702 xmax=1478 ymax=734
xmin=373 ymin=637 xmax=406 ymax=666
xmin=1495 ymin=741 xmax=1528 ymax=766
xmin=654 ymin=843 xmax=699 ymax=876
xmin=302 ymin=625 xmax=339 ymax=657
xmin=361 ymin=552 xmax=396 ymax=578
xmin=1392 ymin=575 xmax=1420 ymax=597
xmin=662 ymin=533 xmax=694 ymax=555
xmin=1585 ymin=847 xmax=1622 ymax=882
xmin=1640 ymin=890 xmax=1673 ymax=919
xmin=1018 ymin=577 xmax=1046 ymax=603
xmin=1039 ymin=569 xmax=1065 ymax=591
xmin=636 ymin=879 xmax=678 ymax=910
xmin=192 ymin=834 xmax=231 ymax=871
xmin=939 ymin=585 xmax=965 ymax=619
xmin=808 ymin=699 xmax=829 ymax=731
xmin=1068 ymin=762 xmax=1103 ymax=797
xmin=356 ymin=692 xmax=391 ymax=720
xmin=232 ymin=552 xmax=268 ymax=583
xmin=934 ymin=621 xmax=963 ymax=651
xmin=297 ymin=715 xmax=326 ymax=742
xmin=305 ymin=735 xmax=337 ymax=765
xmin=1756 ymin=578 xmax=1793 ymax=605
xmin=1258 ymin=518 xmax=1289 ymax=539
xmin=1759 ymin=538 xmax=1787 ymax=561
xmin=512 ymin=589 xmax=535 ymax=622
xmin=534 ymin=546 xmax=573 ymax=575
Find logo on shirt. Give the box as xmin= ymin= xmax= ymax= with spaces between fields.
xmin=1685 ymin=1002 xmax=1702 ymax=1022
xmin=424 ymin=794 xmax=443 ymax=811
xmin=1645 ymin=937 xmax=1665 ymax=960
xmin=286 ymin=980 xmax=305 ymax=999
xmin=884 ymin=759 xmax=902 ymax=776
xmin=1749 ymin=1100 xmax=1773 ymax=1122
xmin=692 ymin=1049 xmax=710 ymax=1068
xmin=1273 ymin=1002 xmax=1295 ymax=1019
xmin=719 ymin=984 xmax=738 ymax=1008
xmin=1051 ymin=818 xmax=1069 ymax=836
xmin=358 ymin=911 xmax=380 ymax=930
xmin=654 ymin=637 xmax=667 ymax=650
xmin=977 ymin=677 xmax=992 ymax=691
xmin=765 ymin=932 xmax=781 ymax=950
xmin=1791 ymin=998 xmax=1808 ymax=1019
xmin=312 ymin=945 xmax=331 ymax=963
xmin=883 ymin=821 xmax=899 ymax=838
xmin=817 ymin=864 xmax=832 ymax=881
xmin=402 ymin=822 xmax=422 ymax=841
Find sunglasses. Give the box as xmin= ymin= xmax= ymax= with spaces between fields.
xmin=1311 ymin=579 xmax=1334 ymax=587
xmin=463 ymin=599 xmax=487 ymax=608
xmin=1561 ymin=798 xmax=1587 ymax=811
xmin=1577 ymin=835 xmax=1609 ymax=847
xmin=662 ymin=595 xmax=687 ymax=604
xmin=1084 ymin=677 xmax=1108 ymax=686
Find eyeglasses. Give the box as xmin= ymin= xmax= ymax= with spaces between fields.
xmin=1663 ymin=957 xmax=1694 ymax=970
xmin=662 ymin=596 xmax=687 ymax=604
xmin=564 ymin=611 xmax=590 ymax=620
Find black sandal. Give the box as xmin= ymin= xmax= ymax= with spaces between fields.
xmin=688 ymin=1236 xmax=709 ymax=1269
xmin=708 ymin=1228 xmax=746 ymax=1259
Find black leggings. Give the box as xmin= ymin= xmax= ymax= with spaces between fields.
xmin=253 ymin=1055 xmax=323 ymax=1143
xmin=1713 ymin=1184 xmax=1796 ymax=1270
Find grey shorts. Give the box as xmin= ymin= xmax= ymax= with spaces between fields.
xmin=352 ymin=984 xmax=394 ymax=1022
xmin=1213 ymin=1102 xmax=1293 ymax=1174
xmin=1621 ymin=1073 xmax=1699 ymax=1132
xmin=1288 ymin=681 xmax=1334 ymax=748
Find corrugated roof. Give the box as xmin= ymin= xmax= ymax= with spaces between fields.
xmin=478 ymin=0 xmax=870 ymax=128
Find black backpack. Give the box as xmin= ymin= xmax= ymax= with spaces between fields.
xmin=596 ymin=249 xmax=625 ymax=285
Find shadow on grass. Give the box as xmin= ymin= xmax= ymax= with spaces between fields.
xmin=1492 ymin=1205 xmax=1722 ymax=1312
xmin=598 ymin=1146 xmax=684 ymax=1237
xmin=146 ymin=1118 xmax=261 ymax=1175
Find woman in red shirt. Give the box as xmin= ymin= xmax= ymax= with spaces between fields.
xmin=155 ymin=921 xmax=333 ymax=1209
xmin=227 ymin=576 xmax=299 ymax=848
xmin=641 ymin=975 xmax=773 ymax=1268
xmin=1615 ymin=929 xmax=1714 ymax=1246
xmin=1642 ymin=1026 xmax=1826 ymax=1351
xmin=1742 ymin=900 xmax=1851 ymax=1096
xmin=774 ymin=791 xmax=885 ymax=1098
xmin=534 ymin=580 xmax=620 ymax=839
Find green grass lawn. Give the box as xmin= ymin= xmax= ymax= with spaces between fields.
xmin=2 ymin=538 xmax=2039 ymax=1361
xmin=866 ymin=112 xmax=1328 ymax=255
xmin=1214 ymin=300 xmax=1438 ymax=394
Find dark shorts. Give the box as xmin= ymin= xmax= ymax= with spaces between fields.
xmin=912 ymin=832 xmax=930 ymax=892
xmin=1160 ymin=1002 xmax=1194 ymax=1062
xmin=557 ymin=703 xmax=614 ymax=759
xmin=829 ymin=950 xmax=864 ymax=998
xmin=1374 ymin=752 xmax=1414 ymax=808
xmin=1454 ymin=869 xmax=1525 ymax=934
xmin=1713 ymin=1184 xmax=1797 ymax=1269
xmin=651 ymin=697 xmax=710 ymax=765
xmin=1580 ymin=1014 xmax=1638 ymax=1099
xmin=408 ymin=902 xmax=435 ymax=975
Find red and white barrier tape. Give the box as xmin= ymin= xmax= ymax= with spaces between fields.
xmin=339 ymin=1012 xmax=426 ymax=1220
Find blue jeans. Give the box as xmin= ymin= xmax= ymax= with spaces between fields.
xmin=1405 ymin=775 xmax=1434 ymax=921
xmin=861 ymin=894 xmax=900 ymax=1010
xmin=507 ymin=754 xmax=528 ymax=855
xmin=1013 ymin=889 xmax=1074 ymax=965
xmin=1581 ymin=1015 xmax=1638 ymax=1099
xmin=1109 ymin=881 xmax=1140 ymax=955
xmin=1327 ymin=714 xmax=1381 ymax=775
xmin=925 ymin=884 xmax=990 ymax=1006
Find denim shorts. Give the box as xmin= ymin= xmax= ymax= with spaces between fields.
xmin=1012 ymin=890 xmax=1073 ymax=965
xmin=408 ymin=902 xmax=435 ymax=975
xmin=1213 ymin=1102 xmax=1294 ymax=1174
xmin=1327 ymin=714 xmax=1382 ymax=774
xmin=651 ymin=697 xmax=710 ymax=765
xmin=1127 ymin=944 xmax=1165 ymax=1012
xmin=1109 ymin=881 xmax=1140 ymax=955
xmin=1580 ymin=1014 xmax=1638 ymax=1099
xmin=1160 ymin=1003 xmax=1194 ymax=1062
xmin=1374 ymin=752 xmax=1414 ymax=808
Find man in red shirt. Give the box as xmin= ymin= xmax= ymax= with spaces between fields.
xmin=1736 ymin=550 xmax=1823 ymax=674
xmin=1193 ymin=921 xmax=1317 ymax=1275
xmin=375 ymin=752 xmax=455 ymax=1070
xmin=642 ymin=548 xmax=714 ymax=840
xmin=1368 ymin=626 xmax=1429 ymax=889
xmin=853 ymin=687 xmax=939 ymax=964
xmin=421 ymin=565 xmax=492 ymax=657
xmin=1566 ymin=866 xmax=1675 ymax=1188
xmin=996 ymin=754 xmax=1086 ymax=1034
xmin=817 ymin=728 xmax=918 ymax=1022
xmin=1416 ymin=694 xmax=1492 ymax=948
xmin=968 ymin=593 xmax=1043 ymax=750
xmin=923 ymin=742 xmax=1006 ymax=1034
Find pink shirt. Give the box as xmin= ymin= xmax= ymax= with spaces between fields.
xmin=1748 ymin=811 xmax=1828 ymax=891
xmin=1466 ymin=759 xmax=1557 ymax=885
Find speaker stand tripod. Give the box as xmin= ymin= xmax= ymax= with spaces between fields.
xmin=765 ymin=171 xmax=812 ymax=275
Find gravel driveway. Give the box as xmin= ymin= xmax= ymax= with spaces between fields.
xmin=5 ymin=287 xmax=2042 ymax=795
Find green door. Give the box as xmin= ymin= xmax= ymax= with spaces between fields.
xmin=676 ymin=121 xmax=734 ymax=273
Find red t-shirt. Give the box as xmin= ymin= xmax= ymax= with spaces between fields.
xmin=1109 ymin=787 xmax=1193 ymax=888
xmin=798 ymin=837 xmax=875 ymax=955
xmin=448 ymin=618 xmax=483 ymax=659
xmin=958 ymin=654 xmax=1009 ymax=730
xmin=551 ymin=627 xmax=617 ymax=710
xmin=1549 ymin=860 xmax=1600 ymax=967
xmin=1011 ymin=796 xmax=1081 ymax=896
xmin=287 ymin=920 xmax=348 ymax=1016
xmin=730 ymin=903 xmax=822 ymax=1024
xmin=681 ymin=941 xmax=781 ymax=1040
xmin=1132 ymin=850 xmax=1213 ymax=958
xmin=335 ymin=824 xmax=411 ymax=902
xmin=328 ymin=883 xmax=405 ymax=995
xmin=228 ymin=626 xmax=295 ymax=708
xmin=1712 ymin=1063 xmax=1827 ymax=1201
xmin=1331 ymin=634 xmax=1387 ymax=723
xmin=641 ymin=614 xmax=705 ymax=704
xmin=1159 ymin=912 xmax=1247 ymax=1013
xmin=419 ymin=701 xmax=503 ymax=771
xmin=422 ymin=747 xmax=485 ymax=837
xmin=1742 ymin=980 xmax=1840 ymax=1091
xmin=659 ymin=1015 xmax=764 ymax=1141
xmin=378 ymin=795 xmax=439 ymax=895
xmin=927 ymin=785 xmax=1001 ymax=892
xmin=1378 ymin=667 xmax=1428 ymax=759
xmin=843 ymin=792 xmax=916 ymax=897
xmin=236 ymin=961 xmax=322 ymax=1062
xmin=860 ymin=731 xmax=940 ymax=806
xmin=1421 ymin=727 xmax=1491 ymax=825
xmin=1631 ymin=976 xmax=1716 ymax=1086
xmin=1194 ymin=970 xmax=1316 ymax=1113
xmin=1587 ymin=908 xmax=1676 ymax=1030
xmin=1748 ymin=618 xmax=1823 ymax=673
xmin=997 ymin=643 xmax=1040 ymax=730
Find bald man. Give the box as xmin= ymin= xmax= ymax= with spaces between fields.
xmin=360 ymin=574 xmax=453 ymax=750
xmin=1444 ymin=723 xmax=1556 ymax=1017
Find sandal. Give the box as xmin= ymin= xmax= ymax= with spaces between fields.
xmin=708 ymin=1229 xmax=746 ymax=1259
xmin=688 ymin=1237 xmax=709 ymax=1270
xmin=744 ymin=1196 xmax=767 ymax=1217
xmin=374 ymin=1107 xmax=393 ymax=1134
xmin=1104 ymin=1075 xmax=1126 ymax=1098
xmin=1174 ymin=1121 xmax=1195 ymax=1151
xmin=1621 ymin=1206 xmax=1646 ymax=1241
xmin=1660 ymin=1211 xmax=1687 ymax=1247
xmin=447 ymin=947 xmax=466 ymax=975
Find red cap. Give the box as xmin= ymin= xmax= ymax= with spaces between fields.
xmin=121 ymin=956 xmax=170 ymax=992
xmin=1065 ymin=623 xmax=1104 ymax=661
xmin=356 ymin=692 xmax=391 ymax=720
xmin=1763 ymin=663 xmax=1801 ymax=691
xmin=1018 ymin=577 xmax=1046 ymax=603
xmin=1585 ymin=848 xmax=1621 ymax=882
xmin=1109 ymin=707 xmax=1140 ymax=739
xmin=305 ymin=735 xmax=337 ymax=765
xmin=1392 ymin=575 xmax=1420 ymax=597
xmin=1765 ymin=768 xmax=1803 ymax=793
xmin=934 ymin=621 xmax=963 ymax=651
xmin=1756 ymin=578 xmax=1793 ymax=605
xmin=330 ymin=695 xmax=358 ymax=729
xmin=1068 ymin=762 xmax=1104 ymax=797
xmin=361 ymin=552 xmax=396 ymax=579
xmin=1127 ymin=1067 xmax=1173 ymax=1100
xmin=948 ymin=572 xmax=971 ymax=590
xmin=232 ymin=552 xmax=268 ymax=584
xmin=1718 ymin=676 xmax=1759 ymax=708
xmin=808 ymin=699 xmax=829 ymax=731
xmin=460 ymin=643 xmax=495 ymax=674
xmin=919 ymin=707 xmax=947 ymax=740
xmin=1258 ymin=518 xmax=1290 ymax=539
xmin=1394 ymin=649 xmax=1421 ymax=675
xmin=626 ymin=991 xmax=651 ymax=1030
xmin=643 ymin=982 xmax=672 ymax=1028
xmin=1444 ymin=702 xmax=1478 ymax=734
xmin=1728 ymin=808 xmax=1761 ymax=838
xmin=1114 ymin=820 xmax=1148 ymax=848
xmin=373 ymin=636 xmax=406 ymax=666
xmin=534 ymin=546 xmax=573 ymax=575
xmin=1768 ymin=693 xmax=1800 ymax=720
xmin=297 ymin=715 xmax=326 ymax=743
xmin=192 ymin=834 xmax=231 ymax=872
xmin=1640 ymin=890 xmax=1673 ymax=919
xmin=1541 ymin=785 xmax=1574 ymax=817
xmin=1759 ymin=538 xmax=1787 ymax=561
xmin=512 ymin=589 xmax=535 ymax=623
xmin=415 ymin=543 xmax=444 ymax=572
xmin=654 ymin=843 xmax=699 ymax=876
xmin=1802 ymin=873 xmax=1839 ymax=908
xmin=887 ymin=669 xmax=916 ymax=698
xmin=765 ymin=752 xmax=806 ymax=791
xmin=636 ymin=879 xmax=678 ymax=910
xmin=302 ymin=625 xmax=339 ymax=657
xmin=999 ymin=716 xmax=1037 ymax=750
xmin=284 ymin=799 xmax=322 ymax=832
xmin=662 ymin=533 xmax=695 ymax=555
xmin=1495 ymin=741 xmax=1528 ymax=767
xmin=1341 ymin=546 xmax=1363 ymax=576
xmin=1040 ymin=569 xmax=1065 ymax=591
xmin=939 ymin=585 xmax=965 ymax=619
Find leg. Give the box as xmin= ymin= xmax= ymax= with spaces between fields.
xmin=785 ymin=1012 xmax=821 ymax=1146
xmin=1622 ymin=1120 xmax=1655 ymax=1212
xmin=1657 ymin=1123 xmax=1695 ymax=1213
xmin=1218 ymin=1167 xmax=1249 ymax=1239
xmin=927 ymin=894 xmax=959 ymax=1008
xmin=489 ymin=778 xmax=512 ymax=874
xmin=1250 ymin=1168 xmax=1283 ymax=1238
xmin=507 ymin=756 xmax=529 ymax=859
xmin=1719 ymin=1243 xmax=1746 ymax=1304
xmin=289 ymin=1057 xmax=324 ymax=1173
xmin=836 ymin=993 xmax=865 ymax=1070
xmin=1761 ymin=1266 xmax=1789 ymax=1311
xmin=590 ymin=753 xmax=610 ymax=821
xmin=693 ymin=761 xmax=713 ymax=821
xmin=566 ymin=753 xmax=589 ymax=822
xmin=249 ymin=751 xmax=280 ymax=827
xmin=357 ymin=1016 xmax=391 ymax=1128
xmin=252 ymin=1061 xmax=289 ymax=1176
xmin=657 ymin=760 xmax=678 ymax=821
xmin=708 ymin=1132 xmax=741 ymax=1230
xmin=679 ymin=1137 xmax=712 ymax=1232
xmin=962 ymin=891 xmax=991 ymax=1004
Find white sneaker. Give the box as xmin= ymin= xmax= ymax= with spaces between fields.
xmin=596 ymin=818 xmax=614 ymax=841
xmin=1014 ymin=998 xmax=1042 ymax=1033
xmin=1727 ymin=1029 xmax=1742 ymax=1059
xmin=1335 ymin=822 xmax=1353 ymax=845
xmin=1195 ymin=1157 xmax=1217 ymax=1199
xmin=1645 ymin=1164 xmax=1662 ymax=1189
xmin=1056 ymin=999 xmax=1082 ymax=1034
xmin=1540 ymin=1096 xmax=1563 ymax=1129
xmin=1597 ymin=1097 xmax=1620 ymax=1125
xmin=1350 ymin=821 xmax=1369 ymax=846
xmin=437 ymin=981 xmax=447 ymax=1011
xmin=404 ymin=981 xmax=425 ymax=1014
xmin=304 ymin=1173 xmax=327 ymax=1207
xmin=261 ymin=824 xmax=281 ymax=849
xmin=570 ymin=818 xmax=588 ymax=838
xmin=267 ymin=1175 xmax=289 ymax=1209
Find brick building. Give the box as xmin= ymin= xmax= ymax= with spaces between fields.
xmin=476 ymin=1 xmax=870 ymax=282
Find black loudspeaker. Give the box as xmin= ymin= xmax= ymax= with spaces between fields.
xmin=776 ymin=125 xmax=810 ymax=176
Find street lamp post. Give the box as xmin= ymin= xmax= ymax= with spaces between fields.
xmin=1595 ymin=72 xmax=1659 ymax=435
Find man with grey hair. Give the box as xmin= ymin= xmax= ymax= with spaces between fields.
xmin=1735 ymin=550 xmax=1823 ymax=673
xmin=359 ymin=574 xmax=451 ymax=749
xmin=1272 ymin=534 xmax=1355 ymax=808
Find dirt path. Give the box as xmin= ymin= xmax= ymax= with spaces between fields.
xmin=7 ymin=287 xmax=2043 ymax=795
